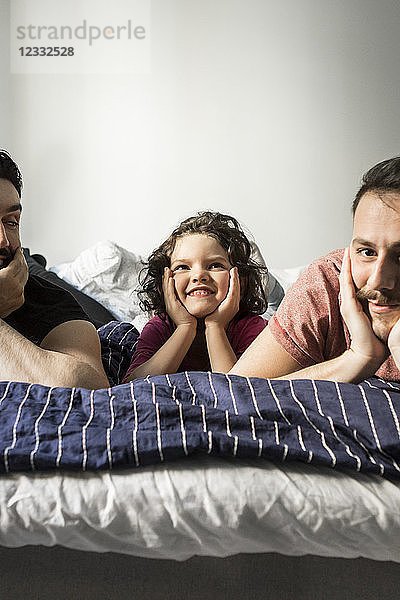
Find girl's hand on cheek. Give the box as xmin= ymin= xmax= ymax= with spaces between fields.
xmin=205 ymin=267 xmax=240 ymax=330
xmin=163 ymin=268 xmax=197 ymax=329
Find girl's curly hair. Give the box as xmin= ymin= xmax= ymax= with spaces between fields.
xmin=138 ymin=211 xmax=268 ymax=317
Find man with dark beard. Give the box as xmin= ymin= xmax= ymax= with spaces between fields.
xmin=231 ymin=156 xmax=400 ymax=383
xmin=0 ymin=150 xmax=109 ymax=388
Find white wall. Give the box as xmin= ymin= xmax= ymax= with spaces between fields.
xmin=3 ymin=0 xmax=400 ymax=267
xmin=0 ymin=0 xmax=10 ymax=142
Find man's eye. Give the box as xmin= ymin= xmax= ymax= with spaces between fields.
xmin=5 ymin=220 xmax=18 ymax=229
xmin=357 ymin=248 xmax=375 ymax=258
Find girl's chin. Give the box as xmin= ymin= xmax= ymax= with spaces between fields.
xmin=187 ymin=310 xmax=214 ymax=319
xmin=185 ymin=305 xmax=218 ymax=319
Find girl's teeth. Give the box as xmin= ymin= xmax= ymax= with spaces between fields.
xmin=191 ymin=290 xmax=211 ymax=296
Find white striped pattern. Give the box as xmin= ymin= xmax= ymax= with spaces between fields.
xmin=326 ymin=414 xmax=361 ymax=471
xmin=282 ymin=444 xmax=288 ymax=461
xmin=353 ymin=428 xmax=384 ymax=476
xmin=30 ymin=387 xmax=54 ymax=471
xmin=225 ymin=374 xmax=238 ymax=415
xmin=266 ymin=379 xmax=291 ymax=425
xmin=363 ymin=379 xmax=379 ymax=390
xmin=4 ymin=384 xmax=33 ymax=473
xmin=233 ymin=436 xmax=238 ymax=457
xmin=185 ymin=372 xmax=197 ymax=404
xmin=312 ymin=380 xmax=361 ymax=469
xmin=249 ymin=415 xmax=263 ymax=456
xmin=130 ymin=382 xmax=140 ymax=467
xmin=250 ymin=416 xmax=256 ymax=441
xmin=312 ymin=380 xmax=362 ymax=469
xmin=165 ymin=373 xmax=173 ymax=388
xmin=207 ymin=372 xmax=218 ymax=408
xmin=56 ymin=387 xmax=75 ymax=468
xmin=381 ymin=389 xmax=400 ymax=440
xmin=274 ymin=421 xmax=288 ymax=462
xmin=207 ymin=430 xmax=213 ymax=454
xmin=172 ymin=385 xmax=178 ymax=405
xmin=106 ymin=322 xmax=123 ymax=340
xmin=82 ymin=390 xmax=95 ymax=471
xmin=155 ymin=402 xmax=164 ymax=461
xmin=246 ymin=377 xmax=263 ymax=420
xmin=274 ymin=420 xmax=279 ymax=445
xmin=311 ymin=380 xmax=324 ymax=416
xmin=378 ymin=377 xmax=398 ymax=389
xmin=116 ymin=325 xmax=138 ymax=382
xmin=258 ymin=438 xmax=263 ymax=457
xmin=106 ymin=322 xmax=123 ymax=373
xmin=179 ymin=403 xmax=188 ymax=456
xmin=335 ymin=381 xmax=350 ymax=427
xmin=201 ymin=404 xmax=207 ymax=433
xmin=225 ymin=410 xmax=232 ymax=437
xmin=106 ymin=391 xmax=115 ymax=470
xmin=289 ymin=381 xmax=335 ymax=467
xmin=358 ymin=385 xmax=400 ymax=473
xmin=0 ymin=381 xmax=11 ymax=406
xmin=297 ymin=425 xmax=312 ymax=463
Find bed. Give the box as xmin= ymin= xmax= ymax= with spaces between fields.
xmin=2 ymin=242 xmax=400 ymax=600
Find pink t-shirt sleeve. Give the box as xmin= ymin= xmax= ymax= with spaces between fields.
xmin=123 ymin=316 xmax=173 ymax=381
xmin=268 ymin=250 xmax=346 ymax=368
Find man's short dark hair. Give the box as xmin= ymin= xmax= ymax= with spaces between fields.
xmin=0 ymin=150 xmax=23 ymax=198
xmin=353 ymin=157 xmax=400 ymax=215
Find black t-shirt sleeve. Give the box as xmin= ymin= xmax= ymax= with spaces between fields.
xmin=4 ymin=275 xmax=90 ymax=345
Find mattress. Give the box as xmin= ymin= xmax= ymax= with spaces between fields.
xmin=1 ymin=456 xmax=400 ymax=562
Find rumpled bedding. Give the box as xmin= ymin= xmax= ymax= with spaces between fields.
xmin=0 ymin=321 xmax=399 ymax=478
xmin=1 ymin=321 xmax=400 ymax=561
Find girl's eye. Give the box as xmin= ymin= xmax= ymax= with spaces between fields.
xmin=173 ymin=264 xmax=189 ymax=272
xmin=209 ymin=262 xmax=225 ymax=269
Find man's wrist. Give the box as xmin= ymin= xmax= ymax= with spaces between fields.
xmin=343 ymin=347 xmax=383 ymax=381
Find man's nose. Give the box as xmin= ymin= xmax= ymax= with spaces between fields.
xmin=367 ymin=256 xmax=397 ymax=291
xmin=0 ymin=223 xmax=10 ymax=249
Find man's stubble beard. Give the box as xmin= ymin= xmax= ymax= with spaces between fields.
xmin=356 ymin=286 xmax=400 ymax=343
xmin=0 ymin=247 xmax=13 ymax=268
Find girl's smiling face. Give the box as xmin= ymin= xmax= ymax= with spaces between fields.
xmin=169 ymin=234 xmax=233 ymax=318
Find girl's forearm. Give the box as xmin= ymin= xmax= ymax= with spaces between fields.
xmin=205 ymin=323 xmax=237 ymax=373
xmin=127 ymin=323 xmax=197 ymax=380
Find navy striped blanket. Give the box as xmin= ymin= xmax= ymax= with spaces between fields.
xmin=0 ymin=322 xmax=399 ymax=478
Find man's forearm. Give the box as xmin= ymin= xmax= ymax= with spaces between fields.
xmin=0 ymin=319 xmax=107 ymax=388
xmin=275 ymin=349 xmax=381 ymax=384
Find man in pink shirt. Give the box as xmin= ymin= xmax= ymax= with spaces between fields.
xmin=231 ymin=156 xmax=400 ymax=383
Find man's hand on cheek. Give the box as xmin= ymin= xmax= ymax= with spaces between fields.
xmin=0 ymin=248 xmax=28 ymax=318
xmin=339 ymin=248 xmax=386 ymax=371
xmin=387 ymin=319 xmax=400 ymax=368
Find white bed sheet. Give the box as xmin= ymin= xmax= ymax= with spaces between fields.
xmin=1 ymin=457 xmax=400 ymax=562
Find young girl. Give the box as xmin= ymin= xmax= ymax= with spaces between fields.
xmin=123 ymin=211 xmax=268 ymax=380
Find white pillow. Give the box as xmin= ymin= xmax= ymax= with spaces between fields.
xmin=51 ymin=241 xmax=307 ymax=328
xmin=51 ymin=241 xmax=144 ymax=323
